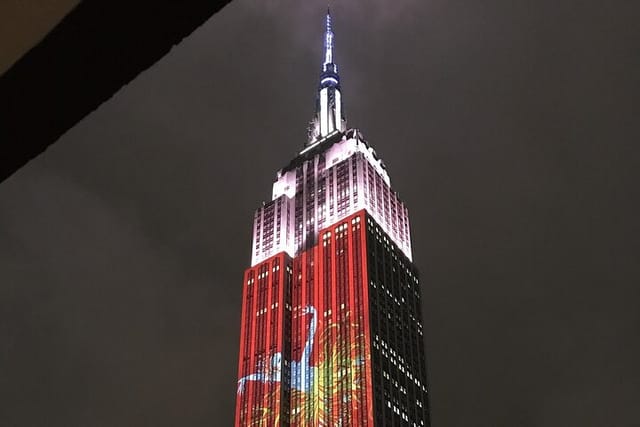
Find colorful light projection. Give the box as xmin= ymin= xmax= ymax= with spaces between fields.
xmin=235 ymin=254 xmax=290 ymax=427
xmin=289 ymin=305 xmax=371 ymax=425
xmin=236 ymin=211 xmax=374 ymax=426
xmin=237 ymin=304 xmax=371 ymax=426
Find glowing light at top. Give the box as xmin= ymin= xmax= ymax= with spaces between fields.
xmin=307 ymin=7 xmax=346 ymax=146
xmin=324 ymin=10 xmax=334 ymax=67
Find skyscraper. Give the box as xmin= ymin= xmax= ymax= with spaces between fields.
xmin=235 ymin=10 xmax=430 ymax=426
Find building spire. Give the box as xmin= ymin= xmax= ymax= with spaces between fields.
xmin=324 ymin=8 xmax=334 ymax=66
xmin=306 ymin=7 xmax=346 ymax=147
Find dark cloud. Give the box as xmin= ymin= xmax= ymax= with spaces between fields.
xmin=1 ymin=0 xmax=638 ymax=426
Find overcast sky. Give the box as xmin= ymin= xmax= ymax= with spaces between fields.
xmin=1 ymin=0 xmax=638 ymax=426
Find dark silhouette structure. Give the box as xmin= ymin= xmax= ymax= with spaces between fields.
xmin=0 ymin=0 xmax=233 ymax=182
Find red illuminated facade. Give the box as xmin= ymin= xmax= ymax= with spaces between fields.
xmin=235 ymin=10 xmax=430 ymax=427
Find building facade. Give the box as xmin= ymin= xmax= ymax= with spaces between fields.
xmin=235 ymin=11 xmax=430 ymax=427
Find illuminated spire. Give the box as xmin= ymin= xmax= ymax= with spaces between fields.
xmin=324 ymin=8 xmax=334 ymax=66
xmin=306 ymin=7 xmax=346 ymax=147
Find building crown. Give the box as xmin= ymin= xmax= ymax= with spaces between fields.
xmin=307 ymin=8 xmax=346 ymax=147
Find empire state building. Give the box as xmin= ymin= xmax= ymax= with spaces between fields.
xmin=234 ymin=10 xmax=430 ymax=426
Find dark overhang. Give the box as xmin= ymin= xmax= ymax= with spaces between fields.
xmin=0 ymin=0 xmax=233 ymax=182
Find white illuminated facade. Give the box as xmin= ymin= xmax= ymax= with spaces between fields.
xmin=250 ymin=11 xmax=413 ymax=266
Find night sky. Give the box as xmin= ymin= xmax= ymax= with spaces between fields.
xmin=1 ymin=1 xmax=638 ymax=426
